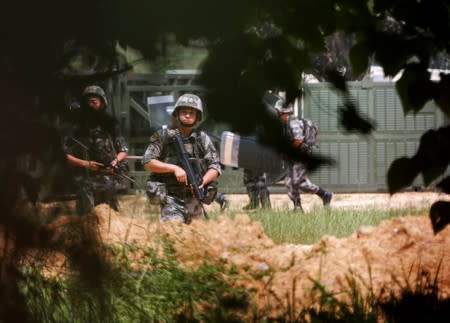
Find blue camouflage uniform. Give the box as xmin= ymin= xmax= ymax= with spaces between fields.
xmin=243 ymin=169 xmax=271 ymax=209
xmin=142 ymin=127 xmax=221 ymax=223
xmin=283 ymin=115 xmax=332 ymax=210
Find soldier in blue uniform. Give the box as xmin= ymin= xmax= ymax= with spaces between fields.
xmin=143 ymin=94 xmax=221 ymax=223
xmin=242 ymin=169 xmax=271 ymax=210
xmin=271 ymin=94 xmax=333 ymax=212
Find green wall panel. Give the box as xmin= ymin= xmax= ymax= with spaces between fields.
xmin=304 ymin=81 xmax=445 ymax=192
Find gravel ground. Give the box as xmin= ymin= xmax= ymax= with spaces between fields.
xmin=117 ymin=191 xmax=450 ymax=217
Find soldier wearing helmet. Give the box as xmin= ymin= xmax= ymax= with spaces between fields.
xmin=82 ymin=85 xmax=109 ymax=109
xmin=266 ymin=92 xmax=333 ymax=212
xmin=172 ymin=93 xmax=203 ymax=123
xmin=62 ymin=85 xmax=129 ymax=215
xmin=142 ymin=93 xmax=221 ymax=223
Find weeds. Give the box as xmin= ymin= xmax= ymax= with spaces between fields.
xmin=19 ymin=239 xmax=251 ymax=322
xmin=257 ymin=263 xmax=449 ymax=323
xmin=380 ymin=260 xmax=450 ymax=323
xmin=18 ymin=241 xmax=450 ymax=322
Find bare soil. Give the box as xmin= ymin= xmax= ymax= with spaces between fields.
xmin=118 ymin=191 xmax=450 ymax=218
xmin=3 ymin=192 xmax=450 ymax=317
xmin=203 ymin=191 xmax=448 ymax=213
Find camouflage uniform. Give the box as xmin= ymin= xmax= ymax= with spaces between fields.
xmin=63 ymin=111 xmax=128 ymax=215
xmin=142 ymin=127 xmax=221 ymax=223
xmin=243 ymin=169 xmax=271 ymax=209
xmin=283 ymin=114 xmax=332 ymax=210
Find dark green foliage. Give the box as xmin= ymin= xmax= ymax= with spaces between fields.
xmin=417 ymin=128 xmax=450 ymax=186
xmin=349 ymin=41 xmax=371 ymax=79
xmin=387 ymin=126 xmax=450 ymax=194
xmin=434 ymin=73 xmax=450 ymax=117
xmin=387 ymin=157 xmax=421 ymax=195
xmin=436 ymin=176 xmax=450 ymax=194
xmin=429 ymin=200 xmax=450 ymax=234
xmin=338 ymin=102 xmax=376 ymax=135
xmin=396 ymin=63 xmax=435 ymax=114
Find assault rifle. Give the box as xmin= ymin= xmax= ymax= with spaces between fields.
xmin=69 ymin=136 xmax=136 ymax=185
xmin=102 ymin=162 xmax=136 ymax=185
xmin=173 ymin=131 xmax=209 ymax=219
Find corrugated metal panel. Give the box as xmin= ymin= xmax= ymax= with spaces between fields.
xmin=359 ymin=142 xmax=369 ymax=184
xmin=375 ymin=142 xmax=386 ymax=186
xmin=348 ymin=142 xmax=359 ymax=184
xmin=304 ymin=81 xmax=444 ymax=192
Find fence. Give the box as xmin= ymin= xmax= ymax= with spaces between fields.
xmin=303 ymin=80 xmax=447 ymax=192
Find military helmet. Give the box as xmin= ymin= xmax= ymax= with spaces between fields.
xmin=263 ymin=92 xmax=293 ymax=114
xmin=173 ymin=93 xmax=203 ymax=121
xmin=82 ymin=85 xmax=108 ymax=107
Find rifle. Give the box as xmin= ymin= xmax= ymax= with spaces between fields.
xmin=103 ymin=163 xmax=136 ymax=185
xmin=69 ymin=136 xmax=136 ymax=185
xmin=173 ymin=130 xmax=209 ymax=219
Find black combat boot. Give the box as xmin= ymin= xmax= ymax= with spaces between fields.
xmin=260 ymin=191 xmax=272 ymax=209
xmin=293 ymin=197 xmax=304 ymax=213
xmin=243 ymin=192 xmax=258 ymax=210
xmin=219 ymin=198 xmax=229 ymax=211
xmin=317 ymin=188 xmax=333 ymax=206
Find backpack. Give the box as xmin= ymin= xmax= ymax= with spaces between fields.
xmin=301 ymin=118 xmax=318 ymax=148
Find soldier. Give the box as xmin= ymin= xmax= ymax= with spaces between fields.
xmin=271 ymin=94 xmax=332 ymax=212
xmin=63 ymin=85 xmax=129 ymax=215
xmin=142 ymin=94 xmax=221 ymax=223
xmin=243 ymin=169 xmax=271 ymax=210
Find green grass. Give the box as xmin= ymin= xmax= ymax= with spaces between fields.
xmin=19 ymin=240 xmax=252 ymax=323
xmin=208 ymin=205 xmax=430 ymax=244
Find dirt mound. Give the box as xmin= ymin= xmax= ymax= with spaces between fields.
xmin=2 ymin=195 xmax=448 ymax=316
xmin=90 ymin=204 xmax=450 ymax=314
